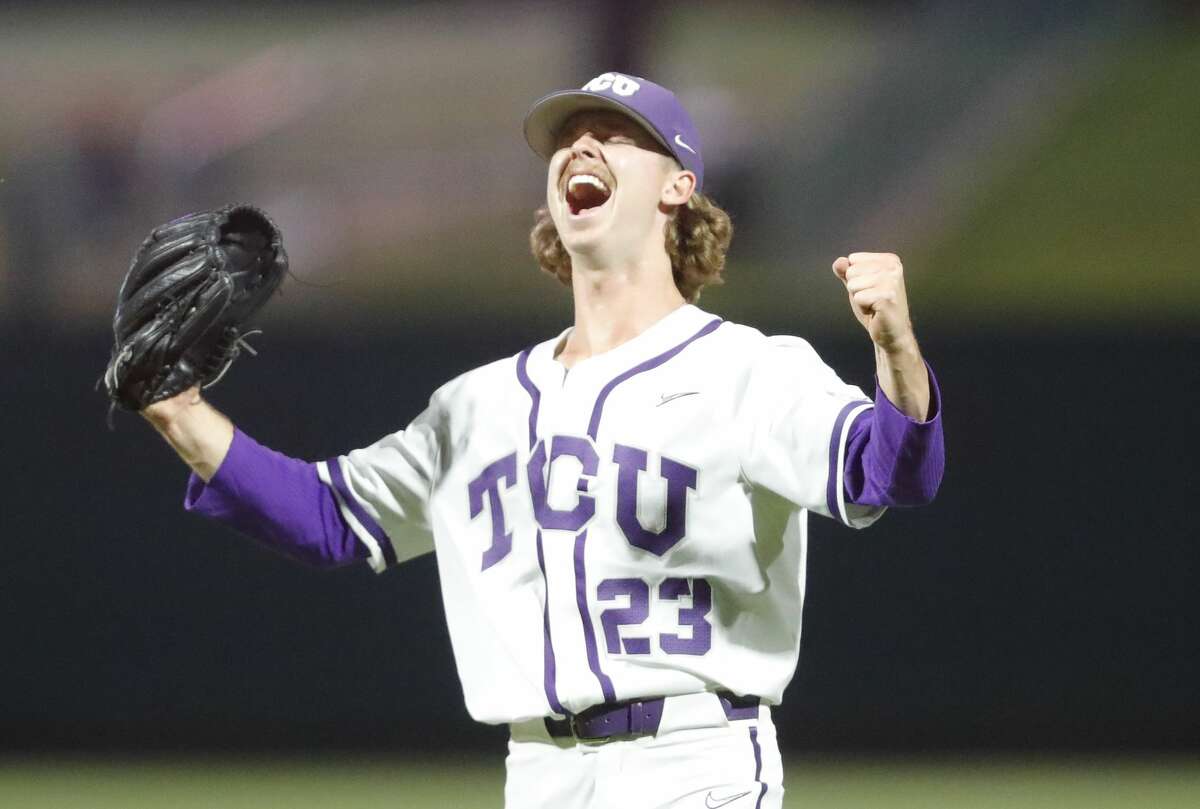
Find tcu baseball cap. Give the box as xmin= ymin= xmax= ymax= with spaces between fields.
xmin=524 ymin=72 xmax=705 ymax=191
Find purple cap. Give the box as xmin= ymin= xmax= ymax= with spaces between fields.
xmin=524 ymin=72 xmax=705 ymax=191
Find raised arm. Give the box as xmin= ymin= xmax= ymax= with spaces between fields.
xmin=136 ymin=386 xmax=365 ymax=567
xmin=101 ymin=207 xmax=368 ymax=566
xmin=832 ymin=251 xmax=943 ymax=508
xmin=832 ymin=252 xmax=930 ymax=421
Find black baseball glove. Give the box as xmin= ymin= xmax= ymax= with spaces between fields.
xmin=103 ymin=204 xmax=288 ymax=413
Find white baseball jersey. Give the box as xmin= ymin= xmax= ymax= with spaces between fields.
xmin=315 ymin=304 xmax=883 ymax=724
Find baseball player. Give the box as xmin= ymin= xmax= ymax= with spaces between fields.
xmin=141 ymin=72 xmax=943 ymax=808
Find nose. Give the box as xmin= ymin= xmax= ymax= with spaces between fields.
xmin=569 ymin=133 xmax=601 ymax=161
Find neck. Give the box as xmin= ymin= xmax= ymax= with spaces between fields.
xmin=558 ymin=252 xmax=686 ymax=367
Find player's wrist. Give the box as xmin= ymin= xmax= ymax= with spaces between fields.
xmin=874 ymin=336 xmax=926 ymax=384
xmin=873 ymin=329 xmax=920 ymax=362
xmin=140 ymin=386 xmax=203 ymax=431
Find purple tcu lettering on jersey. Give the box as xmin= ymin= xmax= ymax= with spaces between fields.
xmin=468 ymin=438 xmax=699 ymax=568
xmin=467 ymin=452 xmax=519 ymax=571
xmin=612 ymin=444 xmax=698 ymax=556
xmin=527 ymin=435 xmax=599 ymax=532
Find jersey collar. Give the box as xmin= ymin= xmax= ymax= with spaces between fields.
xmin=526 ymin=303 xmax=717 ymax=384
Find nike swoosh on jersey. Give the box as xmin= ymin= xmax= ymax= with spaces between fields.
xmin=705 ymin=790 xmax=752 ymax=809
xmin=674 ymin=133 xmax=697 ymax=154
xmin=657 ymin=391 xmax=700 ymax=406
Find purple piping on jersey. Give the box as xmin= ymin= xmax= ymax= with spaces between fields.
xmin=535 ymin=530 xmax=566 ymax=715
xmin=515 ymin=347 xmax=541 ymax=450
xmin=326 ymin=456 xmax=399 ymax=567
xmin=518 ymin=350 xmax=566 ymax=715
xmin=749 ymin=726 xmax=767 ymax=809
xmin=825 ymin=400 xmax=870 ymax=525
xmin=573 ymin=530 xmax=617 ymax=703
xmin=586 ymin=317 xmax=723 ymax=440
xmin=561 ymin=317 xmax=720 ymax=705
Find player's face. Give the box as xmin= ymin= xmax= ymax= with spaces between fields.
xmin=546 ymin=110 xmax=687 ymax=260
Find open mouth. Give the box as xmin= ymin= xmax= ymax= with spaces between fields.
xmin=565 ymin=173 xmax=613 ymax=216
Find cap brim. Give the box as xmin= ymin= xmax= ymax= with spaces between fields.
xmin=523 ymin=90 xmax=673 ymax=160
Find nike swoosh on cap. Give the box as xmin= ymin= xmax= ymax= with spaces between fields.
xmin=674 ymin=133 xmax=697 ymax=154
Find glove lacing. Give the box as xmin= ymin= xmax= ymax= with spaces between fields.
xmin=202 ymin=329 xmax=262 ymax=389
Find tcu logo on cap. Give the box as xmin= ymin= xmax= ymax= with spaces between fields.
xmin=582 ymin=72 xmax=640 ymax=97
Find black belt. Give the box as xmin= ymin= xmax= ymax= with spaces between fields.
xmin=544 ymin=691 xmax=760 ymax=741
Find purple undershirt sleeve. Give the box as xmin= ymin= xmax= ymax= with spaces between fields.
xmin=184 ymin=428 xmax=367 ymax=567
xmin=842 ymin=363 xmax=945 ymax=507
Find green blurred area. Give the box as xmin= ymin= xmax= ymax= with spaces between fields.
xmin=909 ymin=31 xmax=1200 ymax=329
xmin=3 ymin=6 xmax=1192 ymax=329
xmin=2 ymin=756 xmax=1198 ymax=808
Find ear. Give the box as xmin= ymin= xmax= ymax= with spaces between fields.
xmin=660 ymin=168 xmax=696 ymax=208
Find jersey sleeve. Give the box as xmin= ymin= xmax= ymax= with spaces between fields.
xmin=740 ymin=336 xmax=886 ymax=528
xmin=843 ymin=363 xmax=945 ymax=507
xmin=316 ymin=400 xmax=443 ymax=573
xmin=184 ymin=428 xmax=367 ymax=567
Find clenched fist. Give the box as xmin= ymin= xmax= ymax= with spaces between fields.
xmin=832 ymin=252 xmax=916 ymax=355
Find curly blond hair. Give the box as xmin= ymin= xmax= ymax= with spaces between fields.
xmin=529 ymin=192 xmax=733 ymax=302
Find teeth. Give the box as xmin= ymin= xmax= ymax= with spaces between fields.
xmin=567 ymin=174 xmax=610 ymax=194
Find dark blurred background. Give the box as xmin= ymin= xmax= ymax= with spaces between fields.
xmin=2 ymin=0 xmax=1197 ymax=782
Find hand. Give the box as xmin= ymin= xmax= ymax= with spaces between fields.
xmin=831 ymin=252 xmax=916 ymax=355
